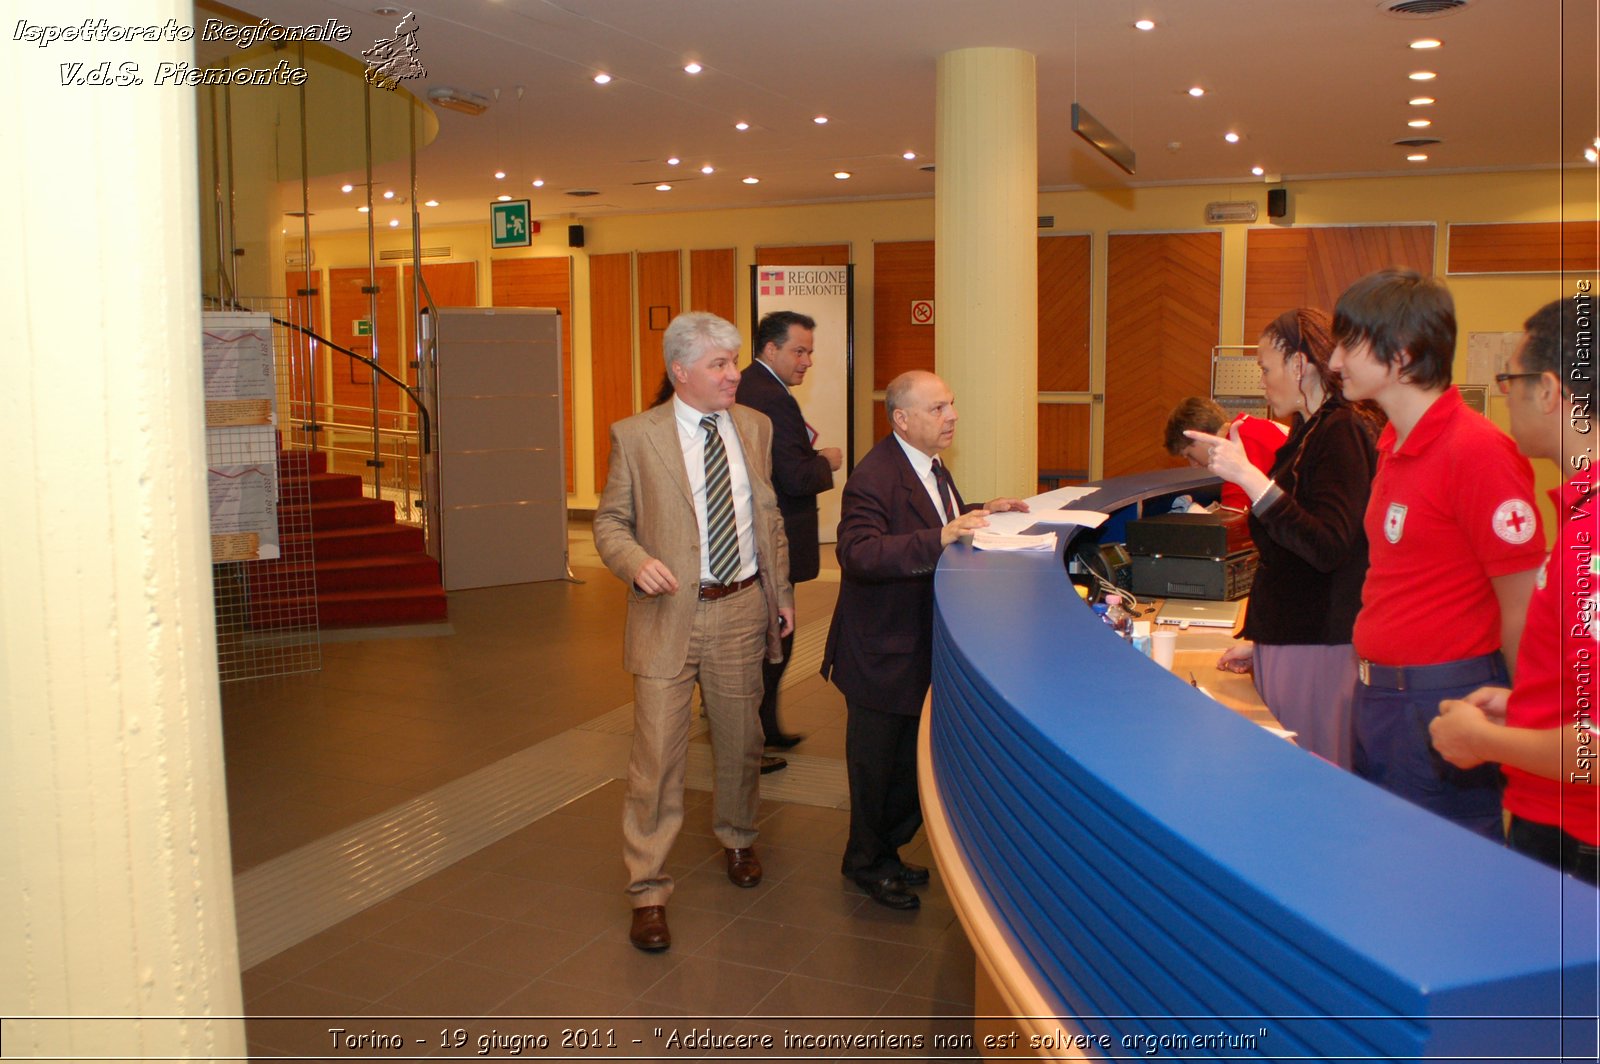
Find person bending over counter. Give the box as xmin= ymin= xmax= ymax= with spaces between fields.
xmin=1163 ymin=396 xmax=1287 ymax=511
xmin=1329 ymin=269 xmax=1544 ymax=840
xmin=1429 ymin=296 xmax=1598 ymax=883
xmin=1182 ymin=308 xmax=1379 ymax=769
xmin=822 ymin=370 xmax=1028 ymax=911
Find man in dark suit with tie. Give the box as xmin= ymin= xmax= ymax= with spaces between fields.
xmin=822 ymin=370 xmax=1028 ymax=909
xmin=735 ymin=311 xmax=844 ymax=764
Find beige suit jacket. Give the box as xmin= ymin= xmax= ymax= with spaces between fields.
xmin=594 ymin=402 xmax=794 ymax=678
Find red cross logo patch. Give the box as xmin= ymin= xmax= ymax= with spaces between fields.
xmin=1492 ymin=498 xmax=1536 ymax=545
xmin=1383 ymin=502 xmax=1407 ymax=544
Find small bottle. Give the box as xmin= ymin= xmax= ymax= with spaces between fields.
xmin=1131 ymin=620 xmax=1153 ymax=657
xmin=1104 ymin=594 xmax=1132 ymax=635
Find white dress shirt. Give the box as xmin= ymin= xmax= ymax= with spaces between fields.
xmin=673 ymin=397 xmax=758 ymax=583
xmin=892 ymin=432 xmax=950 ymax=523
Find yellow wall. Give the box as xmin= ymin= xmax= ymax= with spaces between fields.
xmin=296 ymin=168 xmax=1595 ymax=510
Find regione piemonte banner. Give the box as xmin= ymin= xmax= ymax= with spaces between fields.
xmin=751 ymin=265 xmax=853 ymax=544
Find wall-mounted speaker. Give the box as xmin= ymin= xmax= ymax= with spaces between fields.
xmin=568 ymin=224 xmax=585 ymax=248
xmin=1267 ymin=188 xmax=1288 ymax=219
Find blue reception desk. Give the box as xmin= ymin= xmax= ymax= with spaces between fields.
xmin=925 ymin=468 xmax=1599 ymax=1062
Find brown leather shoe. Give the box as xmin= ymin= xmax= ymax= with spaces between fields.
xmin=724 ymin=846 xmax=763 ymax=888
xmin=628 ymin=905 xmax=671 ymax=951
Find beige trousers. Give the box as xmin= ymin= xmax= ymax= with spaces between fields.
xmin=623 ymin=582 xmax=766 ymax=907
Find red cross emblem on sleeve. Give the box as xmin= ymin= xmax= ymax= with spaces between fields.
xmin=1492 ymin=499 xmax=1536 ymax=544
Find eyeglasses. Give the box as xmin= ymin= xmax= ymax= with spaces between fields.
xmin=1494 ymin=371 xmax=1544 ymax=394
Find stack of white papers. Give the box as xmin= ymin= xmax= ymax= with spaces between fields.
xmin=971 ymin=530 xmax=1058 ymax=552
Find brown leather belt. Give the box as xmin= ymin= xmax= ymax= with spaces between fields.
xmin=698 ymin=575 xmax=759 ymax=601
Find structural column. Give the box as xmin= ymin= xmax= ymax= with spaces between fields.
xmin=1 ymin=2 xmax=245 ymax=1060
xmin=935 ymin=47 xmax=1039 ymax=500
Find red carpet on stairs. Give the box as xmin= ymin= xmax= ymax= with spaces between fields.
xmin=245 ymin=450 xmax=447 ymax=629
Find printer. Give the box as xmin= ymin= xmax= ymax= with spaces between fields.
xmin=1126 ymin=511 xmax=1257 ymax=601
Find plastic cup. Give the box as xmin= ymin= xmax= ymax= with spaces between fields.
xmin=1151 ymin=629 xmax=1178 ymax=670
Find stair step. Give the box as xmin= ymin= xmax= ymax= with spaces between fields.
xmin=281 ymin=497 xmax=396 ymax=530
xmin=281 ymin=524 xmax=425 ymax=559
xmin=276 ymin=450 xmax=328 ymax=477
xmin=278 ymin=471 xmax=365 ymax=503
xmin=248 ymin=586 xmax=447 ymax=629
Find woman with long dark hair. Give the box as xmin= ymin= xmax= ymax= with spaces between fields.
xmin=1182 ymin=308 xmax=1379 ymax=768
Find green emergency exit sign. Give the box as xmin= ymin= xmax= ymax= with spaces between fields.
xmin=492 ymin=199 xmax=532 ymax=248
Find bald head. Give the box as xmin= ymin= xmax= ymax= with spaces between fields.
xmin=886 ymin=370 xmax=958 ymax=456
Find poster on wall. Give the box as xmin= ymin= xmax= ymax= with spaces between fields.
xmin=751 ymin=265 xmax=853 ymax=544
xmin=202 ymin=311 xmax=280 ymax=561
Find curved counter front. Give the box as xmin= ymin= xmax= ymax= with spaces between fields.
xmin=925 ymin=469 xmax=1598 ymax=1062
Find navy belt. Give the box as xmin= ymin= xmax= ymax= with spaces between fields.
xmin=698 ymin=575 xmax=759 ymax=601
xmin=1357 ymin=651 xmax=1506 ymax=692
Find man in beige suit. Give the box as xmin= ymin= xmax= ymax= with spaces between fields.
xmin=594 ymin=311 xmax=795 ymax=952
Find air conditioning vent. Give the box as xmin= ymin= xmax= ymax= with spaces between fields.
xmin=378 ymin=246 xmax=452 ymax=261
xmin=1038 ymin=216 xmax=1056 ymax=229
xmin=1394 ymin=137 xmax=1442 ymax=148
xmin=1205 ymin=201 xmax=1259 ymax=224
xmin=285 ymin=250 xmax=314 ymax=268
xmin=565 ymin=189 xmax=601 ymax=197
xmin=1379 ymin=0 xmax=1469 ymax=17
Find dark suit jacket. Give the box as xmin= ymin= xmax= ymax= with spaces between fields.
xmin=735 ymin=361 xmax=836 ymax=583
xmin=821 ymin=433 xmax=967 ymax=716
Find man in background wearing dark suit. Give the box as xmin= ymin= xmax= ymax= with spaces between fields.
xmin=736 ymin=311 xmax=844 ymax=770
xmin=822 ymin=370 xmax=1029 ymax=909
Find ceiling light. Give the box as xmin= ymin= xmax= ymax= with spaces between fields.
xmin=340 ymin=183 xmax=353 ymax=193
xmin=666 ymin=157 xmax=680 ymax=166
xmin=389 ymin=219 xmax=400 ymax=228
xmin=903 ymin=151 xmax=917 ymax=160
xmin=742 ymin=176 xmax=759 ymax=184
xmin=1408 ymin=119 xmax=1432 ymax=128
xmin=833 ymin=171 xmax=851 ymax=180
xmin=532 ymin=179 xmax=544 ymax=187
xmin=1406 ymin=153 xmax=1428 ymax=162
xmin=683 ymin=62 xmax=702 ymax=74
xmin=1587 ymin=147 xmax=1599 ymax=164
xmin=497 ymin=194 xmax=511 ymax=201
xmin=493 ymin=171 xmax=505 ymax=180
xmin=1410 ymin=96 xmax=1435 ymax=106
xmin=655 ymin=183 xmax=672 ymax=191
xmin=383 ymin=189 xmax=395 ymax=199
xmin=1410 ymin=38 xmax=1442 ymax=49
xmin=700 ymin=165 xmax=714 ymax=175
xmin=1409 ymin=71 xmax=1436 ymax=81
xmin=427 ymin=86 xmax=491 ymax=115
xmin=1224 ymin=132 xmax=1240 ymax=143
xmin=1251 ymin=166 xmax=1265 ymax=176
xmin=1134 ymin=19 xmax=1155 ymax=31
xmin=424 ymin=199 xmax=438 ymax=207
xmin=593 ymin=73 xmax=611 ymax=85
xmin=735 ymin=121 xmax=749 ymax=131
xmin=358 ymin=206 xmax=369 ymax=212
xmin=1188 ymin=86 xmax=1205 ymax=97
xmin=813 ymin=115 xmax=829 ymax=124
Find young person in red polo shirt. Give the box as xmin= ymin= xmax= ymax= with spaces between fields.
xmin=1330 ymin=269 xmax=1544 ymax=840
xmin=1428 ymin=295 xmax=1598 ymax=881
xmin=1163 ymin=397 xmax=1288 ymax=511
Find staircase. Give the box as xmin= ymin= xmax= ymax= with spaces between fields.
xmin=245 ymin=449 xmax=447 ymax=629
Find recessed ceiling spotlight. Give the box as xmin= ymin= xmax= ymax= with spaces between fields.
xmin=1410 ymin=38 xmax=1442 ymax=50
xmin=1409 ymin=71 xmax=1436 ymax=81
xmin=532 ymin=179 xmax=544 ymax=187
xmin=493 ymin=171 xmax=505 ymax=180
xmin=340 ymin=183 xmax=354 ymax=193
xmin=903 ymin=151 xmax=917 ymax=160
xmin=1408 ymin=119 xmax=1432 ymax=128
xmin=1587 ymin=147 xmax=1599 ymax=164
xmin=700 ymin=165 xmax=714 ymax=175
xmin=655 ymin=183 xmax=672 ymax=191
xmin=389 ymin=219 xmax=400 ymax=228
xmin=593 ymin=72 xmax=611 ymax=85
xmin=1251 ymin=166 xmax=1265 ymax=176
xmin=497 ymin=195 xmax=512 ymax=202
xmin=373 ymin=6 xmax=399 ymax=16
xmin=358 ymin=205 xmax=369 ymax=212
xmin=813 ymin=115 xmax=829 ymax=124
xmin=833 ymin=170 xmax=851 ymax=179
xmin=1187 ymin=86 xmax=1205 ymax=98
xmin=683 ymin=62 xmax=702 ymax=75
xmin=424 ymin=199 xmax=439 ymax=207
xmin=735 ymin=121 xmax=749 ymax=131
xmin=1224 ymin=132 xmax=1240 ymax=143
xmin=1406 ymin=153 xmax=1428 ymax=162
xmin=1410 ymin=96 xmax=1435 ymax=106
xmin=742 ymin=176 xmax=759 ymax=184
xmin=666 ymin=157 xmax=681 ymax=166
xmin=1134 ymin=19 xmax=1155 ymax=30
xmin=383 ymin=189 xmax=396 ymax=199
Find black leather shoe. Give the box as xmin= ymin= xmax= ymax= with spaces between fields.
xmin=628 ymin=905 xmax=671 ymax=951
xmin=764 ymin=732 xmax=804 ymax=750
xmin=760 ymin=755 xmax=787 ymax=774
xmin=898 ymin=862 xmax=930 ymax=886
xmin=854 ymin=875 xmax=920 ymax=910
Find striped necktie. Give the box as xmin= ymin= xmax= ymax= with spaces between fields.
xmin=932 ymin=458 xmax=957 ymax=522
xmin=701 ymin=415 xmax=741 ymax=584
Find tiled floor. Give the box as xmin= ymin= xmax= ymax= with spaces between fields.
xmin=225 ymin=522 xmax=977 ymax=1061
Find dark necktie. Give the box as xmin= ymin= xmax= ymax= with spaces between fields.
xmin=932 ymin=458 xmax=957 ymax=522
xmin=701 ymin=415 xmax=741 ymax=584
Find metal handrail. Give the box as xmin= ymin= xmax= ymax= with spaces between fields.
xmin=270 ymin=313 xmax=432 ymax=453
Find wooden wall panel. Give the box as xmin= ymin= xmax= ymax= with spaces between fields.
xmin=492 ymin=257 xmax=575 ymax=492
xmin=1038 ymin=235 xmax=1092 ymax=392
xmin=1447 ymin=221 xmax=1600 ymax=274
xmin=873 ymin=240 xmax=935 ymax=389
xmin=589 ymin=252 xmax=634 ymax=490
xmin=1244 ymin=225 xmax=1434 ymax=341
xmin=871 ymin=402 xmax=890 ymax=449
xmin=688 ymin=248 xmax=737 ymax=322
xmin=636 ymin=250 xmax=682 ymax=411
xmin=404 ymin=261 xmax=478 ymax=386
xmin=327 ymin=266 xmax=403 ymax=424
xmin=1104 ymin=232 xmax=1222 ymax=479
xmin=1037 ymin=404 xmax=1092 ymax=489
xmin=755 ymin=243 xmax=851 ymax=266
